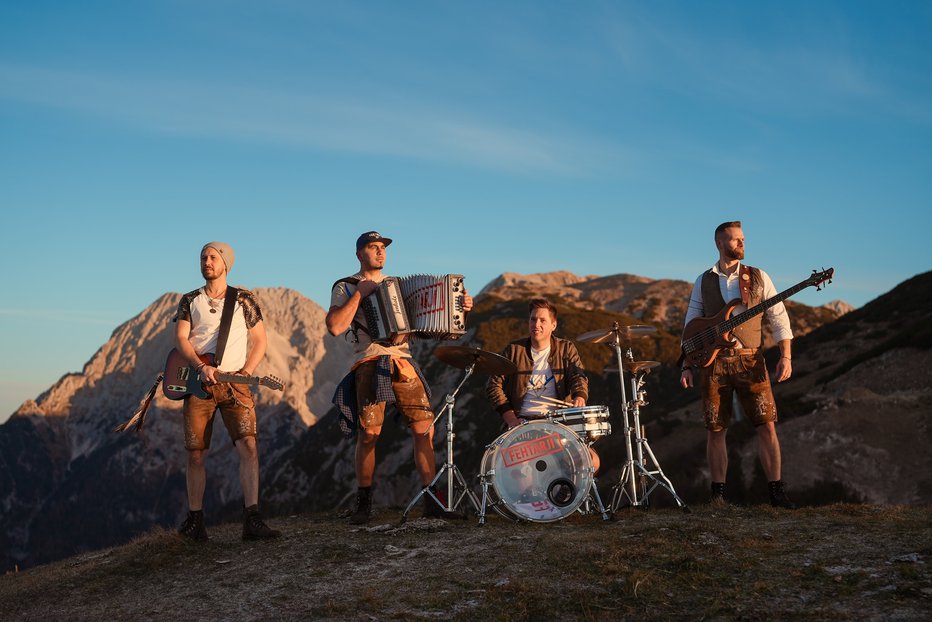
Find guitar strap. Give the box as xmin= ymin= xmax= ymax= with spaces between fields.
xmin=214 ymin=287 xmax=239 ymax=367
xmin=739 ymin=265 xmax=753 ymax=306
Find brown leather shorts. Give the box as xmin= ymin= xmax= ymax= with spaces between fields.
xmin=355 ymin=360 xmax=434 ymax=429
xmin=183 ymin=382 xmax=256 ymax=450
xmin=698 ymin=349 xmax=777 ymax=431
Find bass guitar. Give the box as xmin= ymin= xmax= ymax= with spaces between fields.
xmin=162 ymin=348 xmax=284 ymax=400
xmin=681 ymin=268 xmax=834 ymax=368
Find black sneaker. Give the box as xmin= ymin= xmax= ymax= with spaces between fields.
xmin=242 ymin=506 xmax=281 ymax=540
xmin=178 ymin=510 xmax=208 ymax=541
xmin=349 ymin=488 xmax=372 ymax=525
xmin=710 ymin=482 xmax=729 ymax=508
xmin=768 ymin=480 xmax=798 ymax=509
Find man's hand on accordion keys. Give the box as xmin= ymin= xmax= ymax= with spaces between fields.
xmin=462 ymin=289 xmax=474 ymax=313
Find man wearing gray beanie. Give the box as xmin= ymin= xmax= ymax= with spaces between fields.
xmin=173 ymin=241 xmax=281 ymax=541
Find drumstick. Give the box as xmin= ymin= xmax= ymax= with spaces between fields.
xmin=536 ymin=395 xmax=575 ymax=408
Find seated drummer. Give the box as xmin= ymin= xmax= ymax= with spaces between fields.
xmin=486 ymin=298 xmax=600 ymax=472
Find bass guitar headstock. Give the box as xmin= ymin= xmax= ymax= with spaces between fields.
xmin=808 ymin=267 xmax=834 ymax=291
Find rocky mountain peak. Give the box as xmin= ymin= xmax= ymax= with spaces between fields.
xmin=823 ymin=299 xmax=855 ymax=316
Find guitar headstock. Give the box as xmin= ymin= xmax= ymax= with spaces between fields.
xmin=259 ymin=375 xmax=284 ymax=391
xmin=808 ymin=267 xmax=834 ymax=290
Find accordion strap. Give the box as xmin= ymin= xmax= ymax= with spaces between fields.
xmin=332 ymin=276 xmax=369 ymax=340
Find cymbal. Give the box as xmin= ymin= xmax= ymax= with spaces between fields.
xmin=433 ymin=346 xmax=517 ymax=375
xmin=577 ymin=325 xmax=657 ymax=344
xmin=604 ymin=360 xmax=661 ymax=375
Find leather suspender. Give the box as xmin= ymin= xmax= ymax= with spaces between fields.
xmin=739 ymin=264 xmax=753 ymax=306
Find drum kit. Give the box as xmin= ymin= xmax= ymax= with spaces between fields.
xmin=401 ymin=322 xmax=688 ymax=525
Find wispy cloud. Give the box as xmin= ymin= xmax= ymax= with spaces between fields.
xmin=0 ymin=307 xmax=120 ymax=326
xmin=0 ymin=62 xmax=632 ymax=175
xmin=597 ymin=8 xmax=931 ymax=124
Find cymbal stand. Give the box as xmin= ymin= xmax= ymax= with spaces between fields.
xmin=608 ymin=325 xmax=689 ymax=513
xmin=401 ymin=363 xmax=481 ymax=523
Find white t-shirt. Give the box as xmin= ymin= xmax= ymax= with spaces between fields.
xmin=330 ymin=273 xmax=411 ymax=364
xmin=519 ymin=346 xmax=557 ymax=418
xmin=175 ymin=288 xmax=262 ymax=372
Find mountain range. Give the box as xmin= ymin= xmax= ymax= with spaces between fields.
xmin=2 ymin=269 xmax=929 ymax=571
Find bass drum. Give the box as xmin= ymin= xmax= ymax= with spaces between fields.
xmin=479 ymin=420 xmax=593 ymax=523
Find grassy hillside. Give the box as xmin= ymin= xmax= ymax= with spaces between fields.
xmin=2 ymin=505 xmax=930 ymax=621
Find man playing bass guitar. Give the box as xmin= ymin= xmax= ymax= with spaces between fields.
xmin=679 ymin=221 xmax=797 ymax=509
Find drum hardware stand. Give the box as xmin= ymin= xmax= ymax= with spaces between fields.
xmin=577 ymin=476 xmax=611 ymax=521
xmin=477 ymin=470 xmax=513 ymax=526
xmin=401 ymin=362 xmax=481 ymax=523
xmin=605 ymin=323 xmax=689 ymax=514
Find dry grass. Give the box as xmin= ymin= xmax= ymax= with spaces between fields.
xmin=2 ymin=504 xmax=931 ymax=621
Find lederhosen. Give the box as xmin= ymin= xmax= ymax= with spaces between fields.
xmin=329 ymin=277 xmax=433 ymax=433
xmin=698 ymin=265 xmax=777 ymax=430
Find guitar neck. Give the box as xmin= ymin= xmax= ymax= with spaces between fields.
xmin=719 ymin=279 xmax=811 ymax=334
xmin=214 ymin=372 xmax=262 ymax=386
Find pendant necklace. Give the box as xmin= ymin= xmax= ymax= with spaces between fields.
xmin=205 ymin=287 xmax=226 ymax=314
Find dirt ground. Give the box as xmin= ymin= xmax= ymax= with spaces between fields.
xmin=2 ymin=503 xmax=931 ymax=621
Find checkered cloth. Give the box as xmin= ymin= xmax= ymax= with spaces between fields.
xmin=332 ymin=355 xmax=432 ymax=438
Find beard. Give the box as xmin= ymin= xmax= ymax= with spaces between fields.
xmin=724 ymin=247 xmax=744 ymax=261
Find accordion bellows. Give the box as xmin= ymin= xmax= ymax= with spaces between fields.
xmin=361 ymin=274 xmax=467 ymax=343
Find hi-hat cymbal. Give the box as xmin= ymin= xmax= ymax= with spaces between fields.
xmin=433 ymin=346 xmax=517 ymax=375
xmin=604 ymin=360 xmax=661 ymax=375
xmin=577 ymin=325 xmax=657 ymax=344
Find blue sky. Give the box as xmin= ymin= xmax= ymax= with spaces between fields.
xmin=2 ymin=1 xmax=931 ymax=421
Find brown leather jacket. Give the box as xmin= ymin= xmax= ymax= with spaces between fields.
xmin=486 ymin=336 xmax=588 ymax=417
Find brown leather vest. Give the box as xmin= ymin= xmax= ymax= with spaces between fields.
xmin=700 ymin=265 xmax=764 ymax=348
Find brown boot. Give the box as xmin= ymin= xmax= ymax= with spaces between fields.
xmin=178 ymin=510 xmax=208 ymax=541
xmin=768 ymin=481 xmax=798 ymax=509
xmin=349 ymin=488 xmax=372 ymax=525
xmin=709 ymin=482 xmax=729 ymax=508
xmin=242 ymin=505 xmax=281 ymax=540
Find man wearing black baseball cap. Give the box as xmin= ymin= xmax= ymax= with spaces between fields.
xmin=355 ymin=230 xmax=392 ymax=251
xmin=326 ymin=231 xmax=472 ymax=523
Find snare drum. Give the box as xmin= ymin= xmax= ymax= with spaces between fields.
xmin=479 ymin=420 xmax=593 ymax=522
xmin=548 ymin=405 xmax=611 ymax=444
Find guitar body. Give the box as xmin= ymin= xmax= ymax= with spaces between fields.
xmin=161 ymin=348 xmax=285 ymax=400
xmin=163 ymin=349 xmax=214 ymax=400
xmin=681 ymin=300 xmax=742 ymax=368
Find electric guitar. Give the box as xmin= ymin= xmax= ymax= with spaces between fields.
xmin=162 ymin=348 xmax=284 ymax=400
xmin=681 ymin=267 xmax=834 ymax=368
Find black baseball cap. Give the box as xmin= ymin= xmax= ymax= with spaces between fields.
xmin=356 ymin=231 xmax=393 ymax=251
